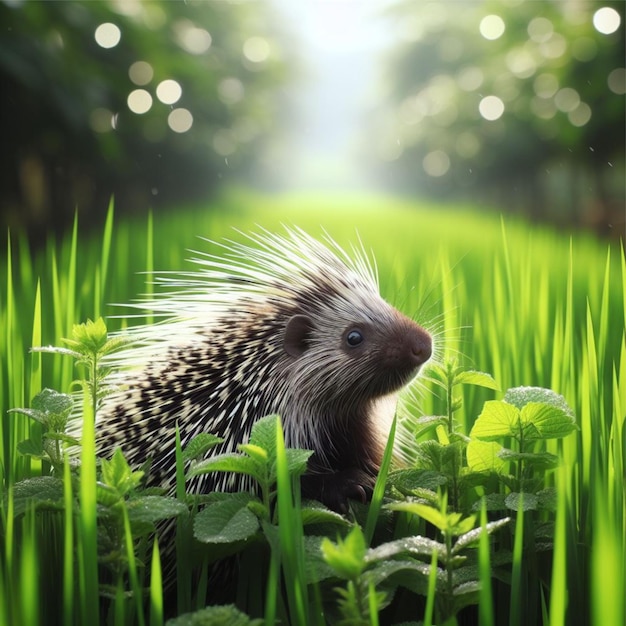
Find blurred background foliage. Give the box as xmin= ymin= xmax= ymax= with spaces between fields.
xmin=369 ymin=0 xmax=624 ymax=232
xmin=0 ymin=0 xmax=624 ymax=243
xmin=0 ymin=0 xmax=290 ymax=241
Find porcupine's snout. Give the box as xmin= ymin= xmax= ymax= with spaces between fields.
xmin=382 ymin=315 xmax=432 ymax=381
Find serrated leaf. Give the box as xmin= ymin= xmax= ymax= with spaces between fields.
xmin=17 ymin=438 xmax=46 ymax=458
xmin=100 ymin=448 xmax=144 ymax=496
xmin=8 ymin=407 xmax=47 ymax=424
xmin=536 ymin=488 xmax=557 ymax=511
xmin=285 ymin=448 xmax=313 ymax=476
xmin=248 ymin=414 xmax=280 ymax=456
xmin=45 ymin=432 xmax=81 ymax=447
xmin=31 ymin=388 xmax=74 ymax=416
xmin=470 ymin=401 xmax=520 ymax=440
xmin=96 ymin=482 xmax=122 ymax=507
xmin=182 ymin=433 xmax=224 ymax=462
xmin=300 ymin=502 xmax=351 ymax=527
xmin=238 ymin=443 xmax=268 ymax=463
xmin=520 ymin=402 xmax=578 ymax=440
xmin=452 ymin=515 xmax=476 ymax=537
xmin=505 ymin=492 xmax=539 ymax=511
xmin=193 ymin=496 xmax=259 ymax=544
xmin=321 ymin=525 xmax=366 ymax=579
xmin=366 ymin=535 xmax=444 ymax=563
xmin=471 ymin=493 xmax=508 ymax=512
xmin=452 ymin=517 xmax=510 ymax=554
xmin=11 ymin=477 xmax=65 ymax=516
xmin=388 ymin=502 xmax=448 ymax=531
xmin=388 ymin=469 xmax=448 ymax=494
xmin=188 ymin=453 xmax=259 ymax=479
xmin=504 ymin=386 xmax=574 ymax=416
xmin=455 ymin=370 xmax=499 ymax=391
xmin=294 ymin=536 xmax=335 ymax=584
xmin=127 ymin=495 xmax=188 ymax=526
xmin=466 ymin=440 xmax=506 ymax=473
xmin=497 ymin=449 xmax=559 ymax=468
xmin=165 ymin=604 xmax=264 ymax=626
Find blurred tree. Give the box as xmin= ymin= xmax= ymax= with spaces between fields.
xmin=0 ymin=0 xmax=289 ymax=240
xmin=369 ymin=0 xmax=624 ymax=232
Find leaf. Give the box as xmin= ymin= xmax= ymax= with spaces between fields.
xmin=504 ymin=386 xmax=574 ymax=416
xmin=248 ymin=414 xmax=280 ymax=457
xmin=520 ymin=402 xmax=578 ymax=440
xmin=182 ymin=433 xmax=224 ymax=462
xmin=17 ymin=437 xmax=46 ymax=459
xmin=321 ymin=525 xmax=366 ymax=579
xmin=238 ymin=443 xmax=268 ymax=464
xmin=301 ymin=535 xmax=337 ymax=584
xmin=388 ymin=469 xmax=448 ymax=494
xmin=34 ymin=382 xmax=80 ymax=410
xmin=11 ymin=476 xmax=65 ymax=516
xmin=497 ymin=449 xmax=559 ymax=469
xmin=471 ymin=493 xmax=508 ymax=512
xmin=193 ymin=496 xmax=259 ymax=544
xmin=455 ymin=370 xmax=499 ymax=391
xmin=300 ymin=502 xmax=351 ymax=527
xmin=284 ymin=448 xmax=313 ymax=477
xmin=452 ymin=517 xmax=510 ymax=554
xmin=165 ymin=604 xmax=264 ymax=626
xmin=8 ymin=407 xmax=47 ymax=425
xmin=366 ymin=536 xmax=444 ymax=564
xmin=466 ymin=440 xmax=506 ymax=473
xmin=387 ymin=502 xmax=448 ymax=531
xmin=470 ymin=401 xmax=520 ymax=440
xmin=505 ymin=492 xmax=539 ymax=511
xmin=126 ymin=496 xmax=187 ymax=534
xmin=188 ymin=453 xmax=259 ymax=479
xmin=65 ymin=317 xmax=109 ymax=354
xmin=100 ymin=448 xmax=144 ymax=496
xmin=536 ymin=488 xmax=557 ymax=511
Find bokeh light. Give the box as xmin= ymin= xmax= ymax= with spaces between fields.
xmin=243 ymin=36 xmax=270 ymax=63
xmin=608 ymin=68 xmax=626 ymax=94
xmin=479 ymin=95 xmax=505 ymax=121
xmin=593 ymin=7 xmax=621 ymax=35
xmin=94 ymin=23 xmax=121 ymax=49
xmin=479 ymin=15 xmax=505 ymax=40
xmin=156 ymin=79 xmax=182 ymax=105
xmin=127 ymin=89 xmax=153 ymax=114
xmin=568 ymin=102 xmax=591 ymax=127
xmin=218 ymin=78 xmax=245 ymax=105
xmin=167 ymin=108 xmax=193 ymax=133
xmin=129 ymin=61 xmax=154 ymax=86
xmin=423 ymin=150 xmax=450 ymax=176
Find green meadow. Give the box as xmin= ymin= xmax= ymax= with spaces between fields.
xmin=1 ymin=190 xmax=624 ymax=625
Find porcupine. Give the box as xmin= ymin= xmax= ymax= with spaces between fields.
xmin=97 ymin=228 xmax=433 ymax=513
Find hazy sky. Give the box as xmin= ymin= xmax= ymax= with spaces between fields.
xmin=272 ymin=1 xmax=394 ymax=190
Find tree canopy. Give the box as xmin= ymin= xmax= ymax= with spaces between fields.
xmin=369 ymin=0 xmax=624 ymax=231
xmin=0 ymin=0 xmax=288 ymax=239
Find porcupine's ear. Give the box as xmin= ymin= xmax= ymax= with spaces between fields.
xmin=284 ymin=314 xmax=313 ymax=358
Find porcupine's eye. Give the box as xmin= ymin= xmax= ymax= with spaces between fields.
xmin=346 ymin=329 xmax=364 ymax=347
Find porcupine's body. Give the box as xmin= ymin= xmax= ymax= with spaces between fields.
xmin=97 ymin=229 xmax=432 ymax=512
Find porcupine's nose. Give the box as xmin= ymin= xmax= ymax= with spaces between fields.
xmin=408 ymin=325 xmax=432 ymax=366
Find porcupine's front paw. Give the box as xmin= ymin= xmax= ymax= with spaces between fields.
xmin=301 ymin=469 xmax=377 ymax=514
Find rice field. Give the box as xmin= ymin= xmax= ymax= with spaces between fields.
xmin=1 ymin=190 xmax=624 ymax=625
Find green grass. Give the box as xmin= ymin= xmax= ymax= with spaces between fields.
xmin=1 ymin=188 xmax=624 ymax=625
